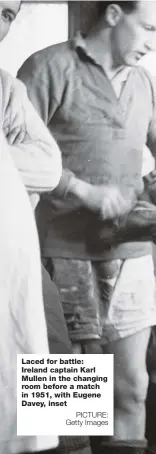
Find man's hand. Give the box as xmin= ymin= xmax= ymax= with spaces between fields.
xmin=68 ymin=177 xmax=135 ymax=220
xmin=83 ymin=184 xmax=132 ymax=220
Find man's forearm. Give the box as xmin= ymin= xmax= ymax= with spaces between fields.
xmin=0 ymin=126 xmax=62 ymax=194
xmin=2 ymin=75 xmax=62 ymax=193
xmin=11 ymin=140 xmax=62 ymax=193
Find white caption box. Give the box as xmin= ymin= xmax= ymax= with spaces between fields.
xmin=17 ymin=354 xmax=114 ymax=436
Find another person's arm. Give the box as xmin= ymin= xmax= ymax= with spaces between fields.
xmin=1 ymin=69 xmax=62 ymax=193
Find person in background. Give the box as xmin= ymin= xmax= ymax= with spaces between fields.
xmin=18 ymin=2 xmax=156 ymax=453
xmin=0 ymin=3 xmax=92 ymax=454
xmin=0 ymin=2 xmax=62 ymax=197
xmin=0 ymin=1 xmax=61 ymax=453
xmin=0 ymin=129 xmax=59 ymax=454
xmin=1 ymin=0 xmax=71 ymax=358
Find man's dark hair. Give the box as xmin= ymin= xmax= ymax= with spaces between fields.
xmin=96 ymin=1 xmax=138 ymax=17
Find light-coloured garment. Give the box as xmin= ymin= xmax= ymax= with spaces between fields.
xmin=0 ymin=132 xmax=58 ymax=453
xmin=142 ymin=145 xmax=155 ymax=177
xmin=0 ymin=68 xmax=61 ymax=193
xmin=103 ymin=254 xmax=156 ymax=343
xmin=109 ymin=65 xmax=131 ymax=98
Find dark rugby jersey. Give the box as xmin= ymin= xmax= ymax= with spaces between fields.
xmin=18 ymin=34 xmax=156 ymax=260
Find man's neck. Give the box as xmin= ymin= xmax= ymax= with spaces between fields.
xmin=85 ymin=28 xmax=128 ymax=79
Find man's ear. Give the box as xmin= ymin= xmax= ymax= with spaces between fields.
xmin=105 ymin=4 xmax=123 ymax=27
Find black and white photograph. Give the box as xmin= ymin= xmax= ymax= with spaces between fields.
xmin=1 ymin=1 xmax=156 ymax=453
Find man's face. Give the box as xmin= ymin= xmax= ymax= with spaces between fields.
xmin=110 ymin=1 xmax=156 ymax=67
xmin=0 ymin=1 xmax=20 ymax=42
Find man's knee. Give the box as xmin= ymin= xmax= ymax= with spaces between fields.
xmin=115 ymin=370 xmax=149 ymax=410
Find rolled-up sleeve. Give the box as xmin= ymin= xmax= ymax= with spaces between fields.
xmin=2 ymin=71 xmax=62 ymax=193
